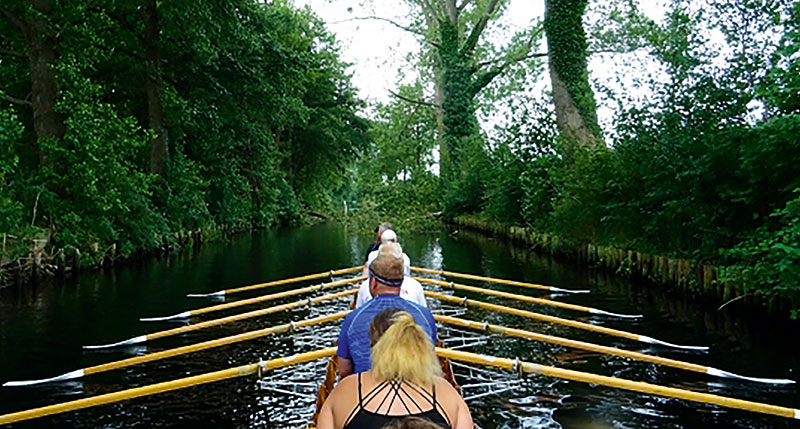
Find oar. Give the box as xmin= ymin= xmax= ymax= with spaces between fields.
xmin=435 ymin=315 xmax=794 ymax=384
xmin=2 ymin=347 xmax=797 ymax=425
xmin=411 ymin=266 xmax=589 ymax=294
xmin=425 ymin=291 xmax=708 ymax=351
xmin=186 ymin=267 xmax=362 ymax=298
xmin=140 ymin=276 xmax=364 ymax=322
xmin=0 ymin=347 xmax=337 ymax=425
xmin=437 ymin=348 xmax=800 ymax=420
xmin=418 ymin=278 xmax=641 ymax=319
xmin=4 ymin=312 xmax=349 ymax=387
xmin=84 ymin=289 xmax=356 ymax=349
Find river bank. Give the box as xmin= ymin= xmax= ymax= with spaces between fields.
xmin=450 ymin=215 xmax=796 ymax=319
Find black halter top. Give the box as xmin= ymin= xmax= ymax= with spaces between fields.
xmin=342 ymin=374 xmax=452 ymax=429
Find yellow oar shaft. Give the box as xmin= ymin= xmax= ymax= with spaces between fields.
xmin=86 ymin=312 xmax=348 ymax=376
xmin=85 ymin=289 xmax=356 ymax=349
xmin=425 ymin=291 xmax=706 ymax=350
xmin=411 ymin=266 xmax=586 ymax=293
xmin=0 ymin=348 xmax=337 ymax=425
xmin=436 ymin=348 xmax=800 ymax=420
xmin=142 ymin=276 xmax=363 ymax=321
xmin=219 ymin=267 xmax=362 ymax=296
xmin=192 ymin=276 xmax=362 ymax=316
xmin=419 ymin=278 xmax=640 ymax=318
xmin=149 ymin=289 xmax=354 ymax=340
xmin=436 ymin=315 xmax=704 ymax=373
xmin=425 ymin=291 xmax=637 ymax=339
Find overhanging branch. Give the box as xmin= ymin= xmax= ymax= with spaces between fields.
xmin=473 ymin=51 xmax=548 ymax=71
xmin=456 ymin=0 xmax=473 ymax=12
xmin=0 ymin=47 xmax=25 ymax=57
xmin=0 ymin=7 xmax=29 ymax=38
xmin=1 ymin=89 xmax=33 ymax=107
xmin=389 ymin=89 xmax=441 ymax=108
xmin=327 ymin=16 xmax=437 ymax=46
xmin=461 ymin=0 xmax=501 ymax=55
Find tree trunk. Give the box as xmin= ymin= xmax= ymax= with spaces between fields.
xmin=544 ymin=0 xmax=600 ymax=148
xmin=27 ymin=0 xmax=64 ymax=166
xmin=142 ymin=0 xmax=169 ymax=177
xmin=548 ymin=66 xmax=597 ymax=146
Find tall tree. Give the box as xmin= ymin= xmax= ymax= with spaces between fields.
xmin=400 ymin=0 xmax=541 ymax=213
xmin=544 ymin=0 xmax=600 ymax=148
xmin=141 ymin=0 xmax=168 ymax=177
xmin=0 ymin=0 xmax=65 ymax=166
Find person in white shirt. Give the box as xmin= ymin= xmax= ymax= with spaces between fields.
xmin=356 ymin=241 xmax=426 ymax=308
xmin=362 ymin=229 xmax=410 ymax=276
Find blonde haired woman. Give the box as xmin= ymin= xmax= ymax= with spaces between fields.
xmin=318 ymin=309 xmax=473 ymax=429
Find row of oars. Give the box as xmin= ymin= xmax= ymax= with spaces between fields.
xmin=0 ymin=266 xmax=797 ymax=425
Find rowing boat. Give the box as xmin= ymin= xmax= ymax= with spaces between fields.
xmin=0 ymin=266 xmax=797 ymax=427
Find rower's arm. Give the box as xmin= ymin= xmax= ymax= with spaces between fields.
xmin=454 ymin=394 xmax=475 ymax=429
xmin=317 ymin=393 xmax=335 ymax=429
xmin=337 ymin=357 xmax=354 ymax=379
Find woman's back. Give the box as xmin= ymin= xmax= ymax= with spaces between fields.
xmin=319 ymin=308 xmax=473 ymax=429
xmin=323 ymin=371 xmax=468 ymax=429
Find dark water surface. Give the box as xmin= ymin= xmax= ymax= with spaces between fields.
xmin=1 ymin=224 xmax=798 ymax=428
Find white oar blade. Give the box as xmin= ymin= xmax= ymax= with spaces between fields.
xmin=83 ymin=335 xmax=148 ymax=350
xmin=3 ymin=369 xmax=85 ymax=387
xmin=589 ymin=309 xmax=643 ymax=319
xmin=707 ymin=368 xmax=796 ymax=385
xmin=550 ymin=287 xmax=591 ymax=294
xmin=186 ymin=291 xmax=225 ymax=298
xmin=140 ymin=311 xmax=191 ymax=322
xmin=639 ymin=335 xmax=709 ymax=351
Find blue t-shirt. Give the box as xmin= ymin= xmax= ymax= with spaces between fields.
xmin=337 ymin=294 xmax=437 ymax=374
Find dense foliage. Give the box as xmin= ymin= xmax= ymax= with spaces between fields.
xmin=0 ymin=0 xmax=367 ymax=267
xmin=362 ymin=0 xmax=798 ymax=313
xmin=347 ymin=83 xmax=441 ymax=232
xmin=476 ymin=0 xmax=800 ymax=311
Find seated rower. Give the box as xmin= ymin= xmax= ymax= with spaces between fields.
xmin=337 ymin=252 xmax=437 ymax=379
xmin=362 ymin=229 xmax=410 ymax=277
xmin=319 ymin=309 xmax=473 ymax=429
xmin=356 ymin=242 xmax=426 ymax=308
xmin=365 ymin=222 xmax=393 ymax=262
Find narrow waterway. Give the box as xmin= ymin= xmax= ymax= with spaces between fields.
xmin=0 ymin=223 xmax=798 ymax=428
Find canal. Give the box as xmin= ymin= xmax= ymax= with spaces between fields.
xmin=0 ymin=223 xmax=798 ymax=428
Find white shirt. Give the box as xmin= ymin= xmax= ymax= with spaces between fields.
xmin=367 ymin=250 xmax=411 ymax=276
xmin=355 ymin=277 xmax=427 ymax=308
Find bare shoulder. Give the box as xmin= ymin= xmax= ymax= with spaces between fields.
xmin=334 ymin=373 xmax=359 ymax=392
xmin=434 ymin=376 xmax=462 ymax=401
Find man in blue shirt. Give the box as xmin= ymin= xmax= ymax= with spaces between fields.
xmin=337 ymin=248 xmax=436 ymax=378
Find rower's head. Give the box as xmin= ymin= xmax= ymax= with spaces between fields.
xmin=377 ymin=240 xmax=403 ymax=258
xmin=368 ymin=251 xmax=404 ymax=295
xmin=369 ymin=309 xmax=441 ymax=385
xmin=380 ymin=229 xmax=398 ymax=244
xmin=375 ymin=222 xmax=393 ymax=240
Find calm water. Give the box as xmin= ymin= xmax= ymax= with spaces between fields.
xmin=0 ymin=223 xmax=798 ymax=428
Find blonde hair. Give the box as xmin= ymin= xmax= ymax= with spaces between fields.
xmin=370 ymin=311 xmax=441 ymax=385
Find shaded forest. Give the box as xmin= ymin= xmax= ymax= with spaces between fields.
xmin=1 ymin=0 xmax=367 ymax=269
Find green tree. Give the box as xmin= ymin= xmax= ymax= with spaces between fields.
xmin=544 ymin=0 xmax=600 ymax=148
xmin=355 ymin=82 xmax=439 ymax=222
